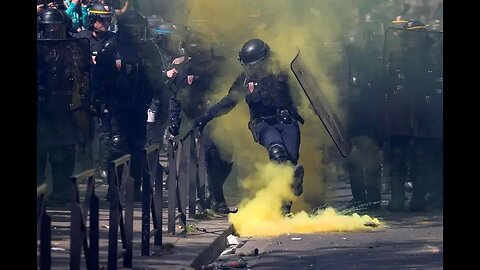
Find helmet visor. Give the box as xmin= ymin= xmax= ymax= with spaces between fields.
xmin=38 ymin=23 xmax=66 ymax=39
xmin=402 ymin=30 xmax=427 ymax=49
xmin=243 ymin=57 xmax=270 ymax=79
xmin=119 ymin=24 xmax=147 ymax=42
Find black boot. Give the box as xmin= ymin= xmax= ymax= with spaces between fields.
xmin=292 ymin=165 xmax=304 ymax=196
xmin=213 ymin=201 xmax=231 ymax=214
xmin=281 ymin=201 xmax=293 ymax=216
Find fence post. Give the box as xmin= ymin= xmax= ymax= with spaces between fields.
xmin=167 ymin=139 xmax=178 ymax=234
xmin=195 ymin=129 xmax=208 ymax=212
xmin=69 ymin=169 xmax=99 ymax=270
xmin=141 ymin=143 xmax=163 ymax=256
xmin=37 ymin=184 xmax=51 ymax=270
xmin=107 ymin=154 xmax=133 ymax=270
xmin=188 ymin=133 xmax=197 ymax=218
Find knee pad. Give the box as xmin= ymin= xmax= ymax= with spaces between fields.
xmin=111 ymin=135 xmax=128 ymax=157
xmin=268 ymin=143 xmax=290 ymax=163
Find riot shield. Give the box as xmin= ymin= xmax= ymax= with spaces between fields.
xmin=381 ymin=28 xmax=443 ymax=139
xmin=37 ymin=38 xmax=91 ymax=108
xmin=364 ymin=20 xmax=385 ymax=51
xmin=290 ymin=50 xmax=352 ymax=157
xmin=37 ymin=38 xmax=92 ymax=142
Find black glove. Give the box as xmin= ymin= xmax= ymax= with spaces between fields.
xmin=96 ymin=38 xmax=118 ymax=65
xmin=194 ymin=112 xmax=212 ymax=130
xmin=168 ymin=122 xmax=180 ymax=136
xmin=89 ymin=99 xmax=101 ymax=116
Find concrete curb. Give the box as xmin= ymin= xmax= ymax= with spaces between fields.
xmin=190 ymin=224 xmax=235 ymax=269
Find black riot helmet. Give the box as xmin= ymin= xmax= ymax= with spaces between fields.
xmin=238 ymin=38 xmax=270 ymax=66
xmin=401 ymin=20 xmax=428 ymax=50
xmin=59 ymin=9 xmax=74 ymax=34
xmin=151 ymin=22 xmax=177 ymax=50
xmin=117 ymin=10 xmax=148 ymax=42
xmin=344 ymin=25 xmax=372 ymax=49
xmin=87 ymin=3 xmax=113 ymax=31
xmin=403 ymin=20 xmax=427 ymax=31
xmin=37 ymin=8 xmax=67 ymax=40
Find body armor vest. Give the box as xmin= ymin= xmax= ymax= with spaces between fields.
xmin=243 ymin=74 xmax=295 ymax=119
xmin=111 ymin=43 xmax=154 ymax=107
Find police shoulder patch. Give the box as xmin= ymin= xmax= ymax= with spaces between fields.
xmin=247 ymin=82 xmax=255 ymax=93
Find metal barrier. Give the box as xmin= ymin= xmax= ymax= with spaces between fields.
xmin=70 ymin=169 xmax=99 ymax=270
xmin=167 ymin=135 xmax=184 ymax=233
xmin=167 ymin=129 xmax=208 ymax=234
xmin=38 ymin=128 xmax=209 ymax=267
xmin=37 ymin=184 xmax=51 ymax=270
xmin=195 ymin=129 xmax=208 ymax=213
xmin=107 ymin=154 xmax=134 ymax=270
xmin=141 ymin=143 xmax=163 ymax=256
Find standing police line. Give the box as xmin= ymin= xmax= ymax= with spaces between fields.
xmin=36 ymin=6 xmax=226 ymax=269
xmin=37 ymin=4 xmax=238 ymax=215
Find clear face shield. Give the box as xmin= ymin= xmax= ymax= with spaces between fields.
xmin=402 ymin=30 xmax=428 ymax=51
xmin=243 ymin=57 xmax=271 ymax=80
xmin=120 ymin=24 xmax=147 ymax=42
xmin=345 ymin=28 xmax=368 ymax=49
xmin=38 ymin=23 xmax=66 ymax=39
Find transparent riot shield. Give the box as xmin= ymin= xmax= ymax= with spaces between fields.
xmin=37 ymin=38 xmax=90 ymax=109
xmin=37 ymin=38 xmax=92 ymax=142
xmin=290 ymin=49 xmax=352 ymax=157
xmin=382 ymin=27 xmax=443 ymax=139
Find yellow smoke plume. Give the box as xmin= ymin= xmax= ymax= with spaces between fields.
xmin=181 ymin=0 xmax=360 ymax=207
xmin=178 ymin=1 xmax=384 ymax=231
xmin=229 ymin=162 xmax=382 ymax=237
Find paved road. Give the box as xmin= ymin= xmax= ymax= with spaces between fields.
xmin=217 ymin=177 xmax=443 ymax=269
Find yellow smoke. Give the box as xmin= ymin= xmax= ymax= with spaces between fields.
xmin=181 ymin=0 xmax=361 ymax=207
xmin=177 ymin=1 xmax=384 ymax=230
xmin=229 ymin=162 xmax=382 ymax=237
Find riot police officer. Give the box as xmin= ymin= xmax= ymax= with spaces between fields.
xmin=74 ymin=3 xmax=120 ymax=179
xmin=37 ymin=8 xmax=91 ymax=205
xmin=193 ymin=38 xmax=305 ymax=214
xmin=145 ymin=21 xmax=182 ymax=148
xmin=167 ymin=36 xmax=234 ymax=214
xmin=383 ymin=20 xmax=443 ymax=211
xmin=343 ymin=24 xmax=383 ymax=210
xmin=101 ymin=10 xmax=170 ymax=200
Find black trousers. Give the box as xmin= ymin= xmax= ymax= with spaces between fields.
xmin=254 ymin=121 xmax=301 ymax=164
xmin=100 ymin=105 xmax=147 ymax=190
xmin=388 ymin=135 xmax=442 ymax=205
xmin=409 ymin=137 xmax=443 ymax=204
xmin=204 ymin=132 xmax=233 ymax=204
xmin=346 ymin=136 xmax=381 ymax=203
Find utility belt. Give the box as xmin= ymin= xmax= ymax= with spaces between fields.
xmin=250 ymin=109 xmax=305 ymax=126
xmin=248 ymin=109 xmax=304 ymax=143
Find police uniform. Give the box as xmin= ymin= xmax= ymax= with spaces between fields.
xmin=343 ymin=24 xmax=383 ymax=210
xmin=73 ymin=4 xmax=121 ymax=177
xmin=37 ymin=8 xmax=91 ymax=204
xmin=167 ymin=42 xmax=233 ymax=213
xmin=383 ymin=20 xmax=443 ymax=211
xmin=194 ymin=39 xmax=305 ymax=214
xmin=99 ymin=10 xmax=169 ymax=199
